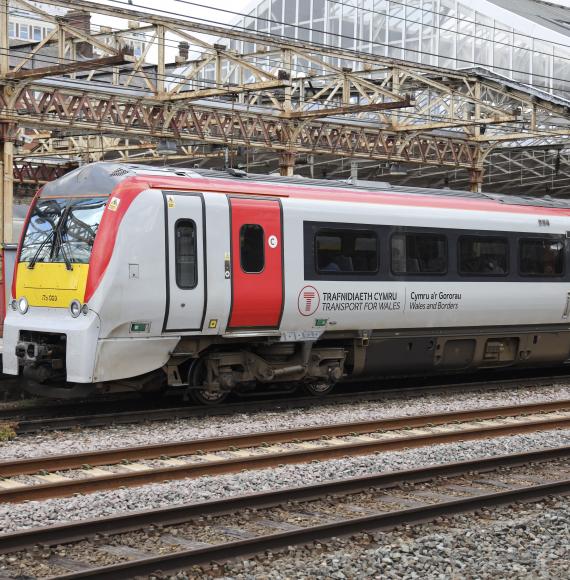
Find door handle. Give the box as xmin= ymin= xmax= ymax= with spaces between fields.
xmin=563 ymin=292 xmax=570 ymax=319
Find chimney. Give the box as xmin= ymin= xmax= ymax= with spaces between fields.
xmin=177 ymin=41 xmax=189 ymax=62
xmin=66 ymin=10 xmax=93 ymax=58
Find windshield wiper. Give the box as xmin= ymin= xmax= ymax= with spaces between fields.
xmin=27 ymin=229 xmax=55 ymax=269
xmin=28 ymin=204 xmax=74 ymax=270
xmin=53 ymin=205 xmax=73 ymax=271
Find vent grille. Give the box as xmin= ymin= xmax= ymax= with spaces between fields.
xmin=109 ymin=167 xmax=130 ymax=177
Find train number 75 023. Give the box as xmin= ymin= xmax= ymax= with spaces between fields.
xmin=41 ymin=294 xmax=58 ymax=302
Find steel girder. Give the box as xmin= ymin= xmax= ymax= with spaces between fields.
xmin=0 ymin=0 xmax=570 ymax=200
xmin=1 ymin=84 xmax=480 ymax=168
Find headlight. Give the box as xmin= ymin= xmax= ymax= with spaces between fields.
xmin=17 ymin=297 xmax=29 ymax=315
xmin=69 ymin=299 xmax=81 ymax=318
xmin=10 ymin=299 xmax=17 ymax=311
xmin=81 ymin=304 xmax=89 ymax=316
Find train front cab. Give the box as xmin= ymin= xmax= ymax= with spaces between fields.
xmin=3 ymin=196 xmax=107 ymax=393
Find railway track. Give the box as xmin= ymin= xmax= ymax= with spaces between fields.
xmin=2 ymin=370 xmax=570 ymax=435
xmin=0 ymin=445 xmax=569 ymax=579
xmin=1 ymin=399 xmax=570 ymax=503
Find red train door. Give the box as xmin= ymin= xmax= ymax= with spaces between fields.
xmin=228 ymin=197 xmax=283 ymax=329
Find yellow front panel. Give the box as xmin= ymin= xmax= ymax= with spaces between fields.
xmin=16 ymin=262 xmax=89 ymax=308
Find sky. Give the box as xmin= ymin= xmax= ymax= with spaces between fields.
xmin=65 ymin=0 xmax=570 ymax=63
xmin=134 ymin=0 xmax=254 ymax=23
xmin=86 ymin=0 xmax=254 ymax=62
xmin=93 ymin=0 xmax=254 ymax=28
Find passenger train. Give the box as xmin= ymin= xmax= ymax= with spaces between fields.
xmin=4 ymin=162 xmax=570 ymax=402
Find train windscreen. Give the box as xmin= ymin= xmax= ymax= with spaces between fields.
xmin=19 ymin=197 xmax=107 ymax=268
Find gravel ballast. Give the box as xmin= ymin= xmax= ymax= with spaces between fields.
xmin=1 ymin=428 xmax=569 ymax=534
xmin=2 ymin=382 xmax=570 ymax=460
xmin=182 ymin=496 xmax=570 ymax=580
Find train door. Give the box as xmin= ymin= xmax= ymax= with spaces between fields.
xmin=228 ymin=197 xmax=283 ymax=329
xmin=164 ymin=192 xmax=206 ymax=332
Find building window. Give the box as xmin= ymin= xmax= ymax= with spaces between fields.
xmin=8 ymin=21 xmax=15 ymax=38
xmin=494 ymin=26 xmax=513 ymax=77
xmin=33 ymin=26 xmax=41 ymax=41
xmin=313 ymin=0 xmax=325 ymax=20
xmin=392 ymin=233 xmax=447 ymax=274
xmin=20 ymin=24 xmax=29 ymax=40
xmin=240 ymin=224 xmax=264 ymax=273
xmin=519 ymin=238 xmax=564 ymax=277
xmin=315 ymin=229 xmax=378 ymax=273
xmin=459 ymin=236 xmax=508 ymax=276
xmin=175 ymin=219 xmax=197 ymax=288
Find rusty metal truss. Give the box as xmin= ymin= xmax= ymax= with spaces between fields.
xmin=2 ymin=85 xmax=482 ymax=167
xmin=14 ymin=158 xmax=71 ymax=183
xmin=0 ymin=0 xmax=570 ymax=240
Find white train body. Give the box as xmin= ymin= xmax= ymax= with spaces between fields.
xmin=4 ymin=163 xmax=570 ymax=399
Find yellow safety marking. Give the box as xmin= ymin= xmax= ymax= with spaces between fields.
xmin=16 ymin=262 xmax=89 ymax=308
xmin=208 ymin=319 xmax=218 ymax=329
xmin=108 ymin=197 xmax=120 ymax=212
xmin=167 ymin=196 xmax=175 ymax=208
xmin=80 ymin=468 xmax=114 ymax=477
xmin=34 ymin=473 xmax=71 ymax=483
xmin=0 ymin=479 xmax=27 ymax=489
xmin=118 ymin=463 xmax=153 ymax=472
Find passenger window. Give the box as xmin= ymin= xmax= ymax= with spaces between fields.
xmin=175 ymin=220 xmax=197 ymax=289
xmin=391 ymin=233 xmax=447 ymax=274
xmin=240 ymin=224 xmax=264 ymax=273
xmin=459 ymin=237 xmax=508 ymax=276
xmin=520 ymin=238 xmax=564 ymax=276
xmin=315 ymin=229 xmax=378 ymax=273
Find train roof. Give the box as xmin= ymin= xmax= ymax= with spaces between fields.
xmin=39 ymin=162 xmax=570 ymax=212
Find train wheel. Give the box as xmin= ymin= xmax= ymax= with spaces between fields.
xmin=303 ymin=382 xmax=335 ymax=397
xmin=190 ymin=388 xmax=228 ymax=405
xmin=187 ymin=359 xmax=228 ymax=405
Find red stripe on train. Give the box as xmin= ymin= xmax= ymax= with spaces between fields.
xmin=143 ymin=174 xmax=570 ymax=217
xmin=84 ymin=178 xmax=148 ymax=303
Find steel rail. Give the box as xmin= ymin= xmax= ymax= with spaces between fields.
xmin=2 ymin=370 xmax=568 ymax=433
xmin=1 ymin=411 xmax=570 ymax=503
xmin=55 ymin=480 xmax=570 ymax=580
xmin=0 ymin=446 xmax=568 ymax=577
xmin=57 ymin=478 xmax=570 ymax=580
xmin=1 ymin=398 xmax=570 ymax=479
